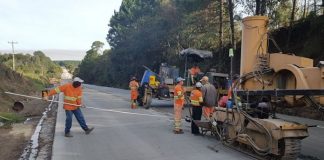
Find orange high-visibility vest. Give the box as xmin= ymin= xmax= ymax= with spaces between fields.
xmin=190 ymin=89 xmax=203 ymax=106
xmin=174 ymin=84 xmax=184 ymax=105
xmin=48 ymin=83 xmax=82 ymax=110
xmin=129 ymin=80 xmax=139 ymax=100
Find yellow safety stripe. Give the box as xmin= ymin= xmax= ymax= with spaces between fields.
xmin=174 ymin=91 xmax=184 ymax=99
xmin=64 ymin=96 xmax=77 ymax=101
xmin=191 ymin=100 xmax=200 ymax=106
xmin=198 ymin=97 xmax=203 ymax=102
xmin=174 ymin=95 xmax=184 ymax=100
xmin=54 ymin=87 xmax=61 ymax=93
xmin=77 ymin=96 xmax=82 ymax=99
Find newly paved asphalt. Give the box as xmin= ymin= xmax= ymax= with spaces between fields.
xmin=52 ymin=85 xmax=324 ymax=160
xmin=51 ymin=85 xmax=251 ymax=160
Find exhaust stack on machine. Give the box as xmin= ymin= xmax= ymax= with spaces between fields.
xmin=240 ymin=16 xmax=269 ymax=76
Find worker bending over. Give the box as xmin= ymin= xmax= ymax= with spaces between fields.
xmin=129 ymin=77 xmax=139 ymax=109
xmin=43 ymin=77 xmax=94 ymax=137
xmin=190 ymin=82 xmax=203 ymax=135
xmin=173 ymin=77 xmax=186 ymax=134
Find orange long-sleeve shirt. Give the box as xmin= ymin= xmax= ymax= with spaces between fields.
xmin=48 ymin=83 xmax=82 ymax=110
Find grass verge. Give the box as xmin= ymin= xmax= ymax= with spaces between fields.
xmin=0 ymin=112 xmax=26 ymax=124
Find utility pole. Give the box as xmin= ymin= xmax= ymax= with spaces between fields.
xmin=8 ymin=41 xmax=18 ymax=71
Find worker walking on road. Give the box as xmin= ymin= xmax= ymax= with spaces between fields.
xmin=129 ymin=77 xmax=139 ymax=109
xmin=43 ymin=77 xmax=94 ymax=137
xmin=173 ymin=77 xmax=186 ymax=134
xmin=190 ymin=82 xmax=203 ymax=135
xmin=200 ymin=76 xmax=217 ymax=120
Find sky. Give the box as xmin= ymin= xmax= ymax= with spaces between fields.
xmin=0 ymin=0 xmax=122 ymax=60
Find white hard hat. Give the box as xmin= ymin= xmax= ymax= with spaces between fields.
xmin=176 ymin=77 xmax=185 ymax=83
xmin=73 ymin=77 xmax=84 ymax=83
xmin=195 ymin=82 xmax=203 ymax=88
xmin=200 ymin=76 xmax=209 ymax=82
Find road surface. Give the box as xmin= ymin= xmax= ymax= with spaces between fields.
xmin=52 ymin=85 xmax=324 ymax=160
xmin=52 ymin=85 xmax=251 ymax=160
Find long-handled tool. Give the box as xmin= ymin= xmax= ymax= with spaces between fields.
xmin=4 ymin=91 xmax=81 ymax=112
xmin=5 ymin=91 xmax=81 ymax=107
xmin=4 ymin=91 xmax=169 ymax=118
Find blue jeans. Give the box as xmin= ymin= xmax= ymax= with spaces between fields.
xmin=65 ymin=108 xmax=89 ymax=134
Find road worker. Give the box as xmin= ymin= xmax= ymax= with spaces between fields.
xmin=189 ymin=64 xmax=201 ymax=85
xmin=200 ymin=76 xmax=217 ymax=120
xmin=173 ymin=77 xmax=186 ymax=134
xmin=190 ymin=82 xmax=203 ymax=135
xmin=129 ymin=77 xmax=139 ymax=109
xmin=43 ymin=77 xmax=94 ymax=137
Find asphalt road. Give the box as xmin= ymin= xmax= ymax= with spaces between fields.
xmin=51 ymin=85 xmax=252 ymax=160
xmin=52 ymin=85 xmax=324 ymax=160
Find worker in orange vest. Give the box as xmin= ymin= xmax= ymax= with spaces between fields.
xmin=43 ymin=77 xmax=94 ymax=137
xmin=173 ymin=77 xmax=186 ymax=134
xmin=129 ymin=77 xmax=139 ymax=109
xmin=190 ymin=82 xmax=204 ymax=135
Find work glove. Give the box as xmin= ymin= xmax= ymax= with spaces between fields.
xmin=42 ymin=90 xmax=49 ymax=101
xmin=42 ymin=96 xmax=49 ymax=101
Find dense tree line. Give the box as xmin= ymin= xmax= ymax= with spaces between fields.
xmin=76 ymin=0 xmax=324 ymax=88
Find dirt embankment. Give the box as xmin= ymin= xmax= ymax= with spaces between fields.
xmin=0 ymin=64 xmax=38 ymax=112
xmin=0 ymin=99 xmax=54 ymax=160
xmin=0 ymin=64 xmax=57 ymax=159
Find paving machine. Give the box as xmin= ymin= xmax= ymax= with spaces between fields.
xmin=194 ymin=16 xmax=324 ymax=160
xmin=138 ymin=49 xmax=229 ymax=109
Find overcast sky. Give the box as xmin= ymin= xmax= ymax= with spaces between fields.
xmin=0 ymin=0 xmax=122 ymax=59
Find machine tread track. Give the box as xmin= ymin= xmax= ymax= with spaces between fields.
xmin=280 ymin=138 xmax=301 ymax=160
xmin=222 ymin=138 xmax=301 ymax=160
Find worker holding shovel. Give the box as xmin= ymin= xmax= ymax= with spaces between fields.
xmin=43 ymin=77 xmax=94 ymax=137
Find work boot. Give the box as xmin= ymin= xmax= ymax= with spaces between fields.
xmin=85 ymin=127 xmax=94 ymax=134
xmin=65 ymin=132 xmax=73 ymax=138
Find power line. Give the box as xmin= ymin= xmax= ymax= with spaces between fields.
xmin=8 ymin=41 xmax=18 ymax=71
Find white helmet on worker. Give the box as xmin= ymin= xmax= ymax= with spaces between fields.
xmin=195 ymin=82 xmax=203 ymax=88
xmin=73 ymin=77 xmax=84 ymax=83
xmin=200 ymin=76 xmax=209 ymax=82
xmin=176 ymin=77 xmax=185 ymax=83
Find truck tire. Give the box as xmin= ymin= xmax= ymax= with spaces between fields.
xmin=144 ymin=94 xmax=152 ymax=109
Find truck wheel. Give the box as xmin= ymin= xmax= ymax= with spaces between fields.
xmin=144 ymin=94 xmax=152 ymax=109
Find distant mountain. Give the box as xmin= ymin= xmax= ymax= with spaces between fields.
xmin=0 ymin=49 xmax=86 ymax=61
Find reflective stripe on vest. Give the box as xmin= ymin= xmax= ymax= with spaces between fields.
xmin=174 ymin=91 xmax=184 ymax=100
xmin=191 ymin=100 xmax=200 ymax=106
xmin=77 ymin=96 xmax=82 ymax=99
xmin=64 ymin=96 xmax=77 ymax=101
xmin=54 ymin=87 xmax=61 ymax=93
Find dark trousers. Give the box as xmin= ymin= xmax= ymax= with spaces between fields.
xmin=65 ymin=108 xmax=88 ymax=134
xmin=191 ymin=106 xmax=202 ymax=134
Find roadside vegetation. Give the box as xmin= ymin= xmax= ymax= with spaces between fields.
xmin=75 ymin=0 xmax=324 ymax=88
xmin=0 ymin=51 xmax=62 ymax=121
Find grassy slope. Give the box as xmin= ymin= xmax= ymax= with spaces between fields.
xmin=0 ymin=64 xmax=38 ymax=113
